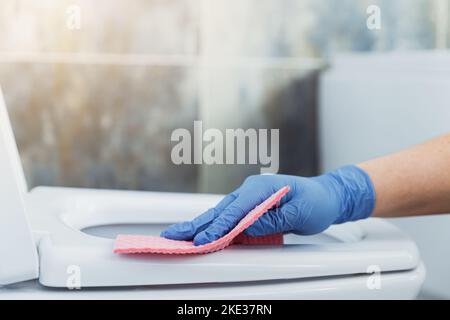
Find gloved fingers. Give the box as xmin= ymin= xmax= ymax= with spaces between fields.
xmin=160 ymin=220 xmax=199 ymax=240
xmin=160 ymin=192 xmax=237 ymax=240
xmin=244 ymin=202 xmax=298 ymax=237
xmin=193 ymin=195 xmax=252 ymax=246
xmin=160 ymin=209 xmax=216 ymax=240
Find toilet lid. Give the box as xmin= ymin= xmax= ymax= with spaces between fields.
xmin=0 ymin=88 xmax=39 ymax=285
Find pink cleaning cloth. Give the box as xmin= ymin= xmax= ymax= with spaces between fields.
xmin=113 ymin=186 xmax=290 ymax=255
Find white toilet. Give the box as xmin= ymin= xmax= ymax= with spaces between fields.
xmin=0 ymin=87 xmax=425 ymax=299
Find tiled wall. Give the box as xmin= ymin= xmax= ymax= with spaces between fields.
xmin=0 ymin=63 xmax=198 ymax=191
xmin=0 ymin=0 xmax=444 ymax=193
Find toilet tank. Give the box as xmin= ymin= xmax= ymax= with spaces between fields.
xmin=319 ymin=52 xmax=450 ymax=299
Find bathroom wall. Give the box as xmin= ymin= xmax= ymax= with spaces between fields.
xmin=319 ymin=52 xmax=450 ymax=299
xmin=0 ymin=0 xmax=444 ymax=194
xmin=0 ymin=0 xmax=201 ymax=192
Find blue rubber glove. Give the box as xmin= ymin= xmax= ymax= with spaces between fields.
xmin=161 ymin=165 xmax=375 ymax=246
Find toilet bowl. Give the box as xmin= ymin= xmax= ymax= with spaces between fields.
xmin=0 ymin=87 xmax=425 ymax=299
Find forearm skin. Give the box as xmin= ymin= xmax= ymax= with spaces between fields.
xmin=358 ymin=134 xmax=450 ymax=218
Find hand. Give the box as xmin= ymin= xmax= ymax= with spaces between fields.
xmin=161 ymin=165 xmax=375 ymax=246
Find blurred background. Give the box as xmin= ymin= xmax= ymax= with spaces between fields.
xmin=1 ymin=0 xmax=450 ymax=298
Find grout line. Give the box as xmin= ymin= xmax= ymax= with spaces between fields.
xmin=0 ymin=52 xmax=326 ymax=69
xmin=200 ymin=58 xmax=326 ymax=69
xmin=0 ymin=52 xmax=198 ymax=66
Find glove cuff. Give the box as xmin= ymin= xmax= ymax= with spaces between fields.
xmin=328 ymin=165 xmax=376 ymax=224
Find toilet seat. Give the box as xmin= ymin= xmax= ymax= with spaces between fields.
xmin=25 ymin=186 xmax=421 ymax=288
xmin=2 ymin=262 xmax=425 ymax=300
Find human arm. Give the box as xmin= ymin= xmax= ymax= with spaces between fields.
xmin=359 ymin=133 xmax=450 ymax=218
xmin=161 ymin=134 xmax=450 ymax=245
